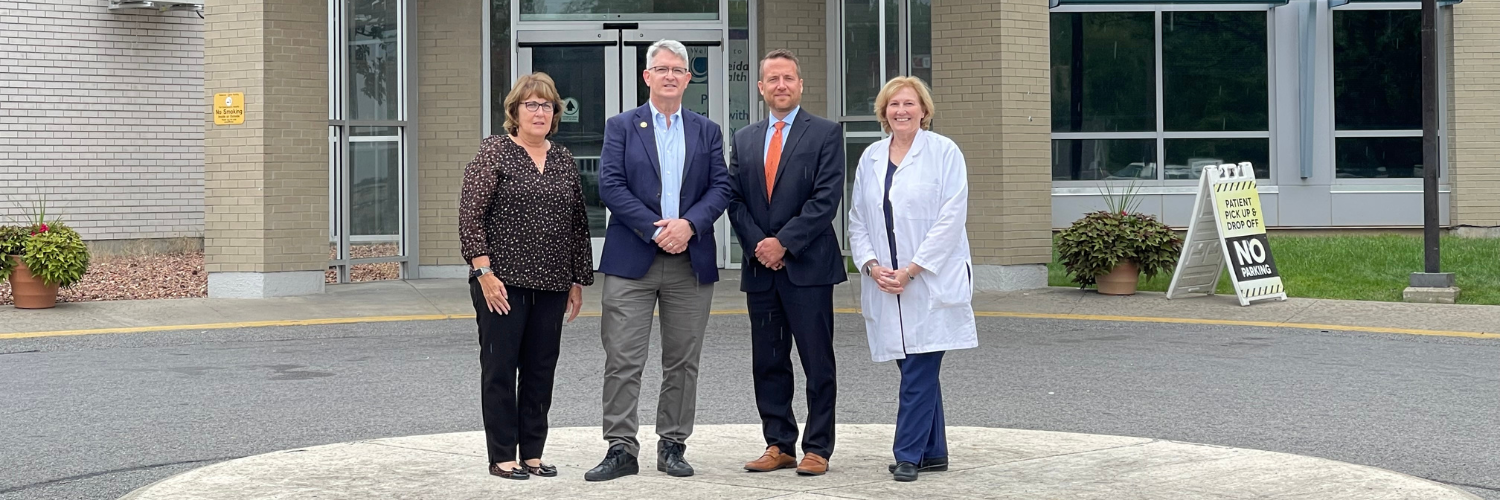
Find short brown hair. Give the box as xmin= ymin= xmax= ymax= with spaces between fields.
xmin=874 ymin=76 xmax=936 ymax=133
xmin=760 ymin=49 xmax=801 ymax=79
xmin=503 ymin=73 xmax=562 ymax=137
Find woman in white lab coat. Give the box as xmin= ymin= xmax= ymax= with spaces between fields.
xmin=846 ymin=76 xmax=977 ymax=482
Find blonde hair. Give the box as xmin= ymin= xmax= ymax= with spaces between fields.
xmin=503 ymin=73 xmax=563 ymax=137
xmin=874 ymin=76 xmax=936 ymax=133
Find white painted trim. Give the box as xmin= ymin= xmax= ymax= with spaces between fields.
xmin=1333 ymin=129 xmax=1423 ymax=138
xmin=972 ymin=264 xmax=1049 ymax=293
xmin=208 ymin=271 xmax=327 ymax=298
xmin=1053 ymin=185 xmax=1281 ymax=196
xmin=417 ymin=265 xmax=471 ymax=279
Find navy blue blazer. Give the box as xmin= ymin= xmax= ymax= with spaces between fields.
xmin=727 ymin=110 xmax=848 ymax=293
xmin=597 ymin=103 xmax=732 ymax=284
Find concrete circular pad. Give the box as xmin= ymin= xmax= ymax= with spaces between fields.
xmin=121 ymin=425 xmax=1476 ymax=500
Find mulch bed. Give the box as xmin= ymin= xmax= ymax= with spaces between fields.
xmin=2 ymin=247 xmax=404 ymax=306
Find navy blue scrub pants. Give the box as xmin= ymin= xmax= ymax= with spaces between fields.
xmin=893 ymin=351 xmax=947 ymax=465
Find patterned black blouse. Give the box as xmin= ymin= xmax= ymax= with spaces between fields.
xmin=459 ymin=135 xmax=594 ymax=292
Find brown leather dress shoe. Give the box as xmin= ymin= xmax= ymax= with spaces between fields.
xmin=796 ymin=452 xmax=828 ymax=476
xmin=744 ymin=446 xmax=797 ymax=472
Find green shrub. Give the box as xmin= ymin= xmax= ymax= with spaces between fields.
xmin=1056 ymin=210 xmax=1182 ymax=287
xmin=4 ymin=196 xmax=91 ymax=287
xmin=0 ymin=225 xmax=26 ymax=282
xmin=17 ymin=222 xmax=90 ymax=287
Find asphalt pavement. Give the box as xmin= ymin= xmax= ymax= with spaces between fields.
xmin=2 ymin=312 xmax=1497 ymax=499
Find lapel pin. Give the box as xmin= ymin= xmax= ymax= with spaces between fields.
xmin=640 ymin=121 xmax=648 ymax=128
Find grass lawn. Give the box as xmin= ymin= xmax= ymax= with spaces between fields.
xmin=1047 ymin=234 xmax=1500 ymax=305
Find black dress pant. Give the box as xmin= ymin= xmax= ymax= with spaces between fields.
xmin=748 ymin=270 xmax=837 ymax=458
xmin=469 ymin=280 xmax=569 ymax=464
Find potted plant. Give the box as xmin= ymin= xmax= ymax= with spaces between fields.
xmin=1056 ymin=185 xmax=1182 ymax=295
xmin=3 ymin=200 xmax=89 ymax=309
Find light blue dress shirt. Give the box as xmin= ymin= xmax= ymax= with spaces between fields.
xmin=763 ymin=105 xmax=800 ymax=164
xmin=651 ymin=101 xmax=686 ymax=238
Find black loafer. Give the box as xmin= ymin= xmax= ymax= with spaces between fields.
xmin=489 ymin=463 xmax=529 ymax=480
xmin=525 ymin=462 xmax=558 ymax=477
xmin=585 ymin=444 xmax=639 ymax=482
xmin=892 ymin=461 xmax=919 ymax=482
xmin=888 ymin=456 xmax=948 ymax=473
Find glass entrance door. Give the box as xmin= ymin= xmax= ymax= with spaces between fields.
xmin=516 ymin=28 xmax=735 ymax=269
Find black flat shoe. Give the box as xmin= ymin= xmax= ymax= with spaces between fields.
xmin=525 ymin=462 xmax=558 ymax=477
xmin=888 ymin=456 xmax=948 ymax=473
xmin=489 ymin=463 xmax=529 ymax=480
xmin=892 ymin=461 xmax=919 ymax=482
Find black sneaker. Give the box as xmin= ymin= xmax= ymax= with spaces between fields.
xmin=585 ymin=444 xmax=639 ymax=482
xmin=657 ymin=441 xmax=694 ymax=477
xmin=888 ymin=456 xmax=948 ymax=473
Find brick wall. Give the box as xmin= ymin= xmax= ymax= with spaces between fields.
xmin=416 ymin=0 xmax=482 ymax=268
xmin=761 ymin=0 xmax=828 ymax=117
xmin=0 ymin=0 xmax=204 ymax=240
xmin=931 ymin=0 xmax=1051 ymax=266
xmin=1450 ymin=2 xmax=1500 ymax=227
xmin=203 ymin=0 xmax=327 ymax=273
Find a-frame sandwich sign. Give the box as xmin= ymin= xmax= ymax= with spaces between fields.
xmin=1166 ymin=162 xmax=1287 ymax=306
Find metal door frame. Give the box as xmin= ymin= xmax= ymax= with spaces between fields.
xmin=512 ymin=26 xmax=735 ymax=269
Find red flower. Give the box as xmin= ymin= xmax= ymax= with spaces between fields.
xmin=1120 ymin=210 xmax=1127 ymax=216
xmin=38 ymin=223 xmax=48 ymax=233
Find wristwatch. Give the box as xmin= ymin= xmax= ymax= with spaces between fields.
xmin=469 ymin=266 xmax=492 ymax=278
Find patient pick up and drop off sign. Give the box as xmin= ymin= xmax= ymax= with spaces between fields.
xmin=1167 ymin=162 xmax=1287 ymax=306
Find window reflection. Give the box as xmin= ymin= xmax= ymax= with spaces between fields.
xmin=1050 ymin=12 xmax=1156 ymax=133
xmin=1334 ymin=10 xmax=1421 ymax=131
xmin=1163 ymin=11 xmax=1268 ymax=132
xmin=1164 ymin=138 xmax=1270 ymax=179
xmin=1052 ymin=139 xmax=1157 ymax=181
xmin=349 ymin=0 xmax=400 ymax=121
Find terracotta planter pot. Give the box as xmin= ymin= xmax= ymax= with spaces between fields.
xmin=1095 ymin=260 xmax=1140 ymax=296
xmin=7 ymin=255 xmax=59 ymax=309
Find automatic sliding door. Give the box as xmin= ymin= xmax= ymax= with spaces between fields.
xmin=621 ymin=30 xmax=732 ymax=268
xmin=517 ymin=31 xmax=620 ymax=266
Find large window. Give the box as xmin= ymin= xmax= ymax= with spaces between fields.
xmin=1050 ymin=10 xmax=1271 ymax=182
xmin=329 ymin=0 xmax=410 ymax=283
xmin=1333 ymin=9 xmax=1422 ymax=179
xmin=837 ymin=0 xmax=930 ymax=250
xmin=489 ymin=0 xmax=510 ymax=135
xmin=519 ymin=0 xmax=716 ymax=20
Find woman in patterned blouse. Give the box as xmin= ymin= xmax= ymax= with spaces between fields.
xmin=458 ymin=72 xmax=595 ymax=480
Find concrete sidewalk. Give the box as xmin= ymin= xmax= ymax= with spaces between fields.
xmin=119 ymin=424 xmax=1479 ymax=500
xmin=3 ymin=275 xmax=1500 ymax=338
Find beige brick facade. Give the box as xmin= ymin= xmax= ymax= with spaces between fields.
xmin=0 ymin=0 xmax=204 ymax=241
xmin=931 ymin=0 xmax=1051 ymax=267
xmin=416 ymin=0 xmax=484 ymax=268
xmin=761 ymin=0 xmax=829 ymax=117
xmin=1449 ymin=2 xmax=1500 ymax=228
xmin=203 ymin=0 xmax=328 ymax=274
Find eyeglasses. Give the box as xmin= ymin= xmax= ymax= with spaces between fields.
xmin=521 ymin=101 xmax=555 ymax=113
xmin=648 ymin=66 xmax=691 ymax=77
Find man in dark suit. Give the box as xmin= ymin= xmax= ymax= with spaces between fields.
xmin=584 ymin=39 xmax=732 ymax=482
xmin=728 ymin=49 xmax=847 ymax=476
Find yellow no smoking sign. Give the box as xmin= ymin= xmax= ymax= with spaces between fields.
xmin=214 ymin=92 xmax=245 ymax=125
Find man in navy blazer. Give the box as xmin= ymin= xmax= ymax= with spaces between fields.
xmin=585 ymin=39 xmax=732 ymax=482
xmin=728 ymin=49 xmax=847 ymax=476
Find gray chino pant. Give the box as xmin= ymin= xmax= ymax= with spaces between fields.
xmin=600 ymin=252 xmax=715 ymax=458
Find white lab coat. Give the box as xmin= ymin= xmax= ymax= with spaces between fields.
xmin=847 ymin=129 xmax=978 ymax=363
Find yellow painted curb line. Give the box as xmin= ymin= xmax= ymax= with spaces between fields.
xmin=1 ymin=308 xmax=1494 ymax=341
xmin=972 ymin=311 xmax=1500 ymax=340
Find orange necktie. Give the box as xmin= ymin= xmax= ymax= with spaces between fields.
xmin=765 ymin=121 xmax=785 ymax=198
